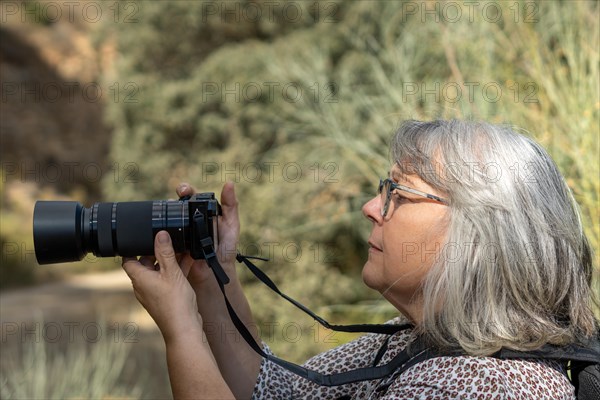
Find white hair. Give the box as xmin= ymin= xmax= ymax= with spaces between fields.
xmin=391 ymin=119 xmax=597 ymax=355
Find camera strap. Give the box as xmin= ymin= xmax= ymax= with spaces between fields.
xmin=198 ymin=239 xmax=420 ymax=386
xmin=234 ymin=253 xmax=411 ymax=335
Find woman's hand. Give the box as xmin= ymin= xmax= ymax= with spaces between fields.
xmin=122 ymin=231 xmax=235 ymax=399
xmin=175 ymin=181 xmax=240 ymax=289
xmin=122 ymin=231 xmax=202 ymax=343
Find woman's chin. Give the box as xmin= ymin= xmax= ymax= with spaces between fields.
xmin=361 ymin=261 xmax=382 ymax=291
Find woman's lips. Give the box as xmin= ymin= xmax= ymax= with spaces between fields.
xmin=368 ymin=241 xmax=382 ymax=252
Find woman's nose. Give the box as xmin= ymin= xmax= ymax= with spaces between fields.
xmin=362 ymin=196 xmax=383 ymax=224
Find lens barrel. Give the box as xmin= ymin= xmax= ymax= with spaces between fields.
xmin=33 ymin=200 xmax=192 ymax=264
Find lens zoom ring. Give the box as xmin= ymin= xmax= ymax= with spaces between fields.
xmin=97 ymin=203 xmax=115 ymax=257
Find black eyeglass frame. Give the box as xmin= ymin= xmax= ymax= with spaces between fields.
xmin=378 ymin=178 xmax=448 ymax=217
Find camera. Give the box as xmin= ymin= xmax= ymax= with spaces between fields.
xmin=33 ymin=193 xmax=221 ymax=265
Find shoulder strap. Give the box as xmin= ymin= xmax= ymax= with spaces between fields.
xmin=375 ymin=339 xmax=600 ymax=396
xmin=493 ymin=341 xmax=600 ymax=365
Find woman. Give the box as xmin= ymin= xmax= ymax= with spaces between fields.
xmin=122 ymin=119 xmax=597 ymax=399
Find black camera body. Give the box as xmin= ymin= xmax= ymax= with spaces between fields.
xmin=186 ymin=193 xmax=221 ymax=260
xmin=33 ymin=193 xmax=221 ymax=265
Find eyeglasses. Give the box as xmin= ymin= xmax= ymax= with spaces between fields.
xmin=378 ymin=178 xmax=448 ymax=217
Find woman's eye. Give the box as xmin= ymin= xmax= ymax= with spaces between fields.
xmin=393 ymin=192 xmax=411 ymax=203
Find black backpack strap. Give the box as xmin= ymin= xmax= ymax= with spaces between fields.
xmin=494 ymin=342 xmax=600 ymax=364
xmin=375 ymin=339 xmax=600 ymax=397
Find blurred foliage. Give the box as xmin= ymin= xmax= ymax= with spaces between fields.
xmin=95 ymin=0 xmax=600 ymax=356
xmin=0 ymin=174 xmax=35 ymax=288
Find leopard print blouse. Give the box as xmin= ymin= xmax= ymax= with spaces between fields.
xmin=251 ymin=317 xmax=574 ymax=399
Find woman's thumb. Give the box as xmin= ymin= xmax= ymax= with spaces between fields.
xmin=154 ymin=231 xmax=179 ymax=275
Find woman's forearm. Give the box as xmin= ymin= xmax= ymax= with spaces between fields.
xmin=165 ymin=323 xmax=235 ymax=400
xmin=195 ymin=274 xmax=263 ymax=399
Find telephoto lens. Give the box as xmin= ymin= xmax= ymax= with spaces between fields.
xmin=33 ymin=193 xmax=220 ymax=265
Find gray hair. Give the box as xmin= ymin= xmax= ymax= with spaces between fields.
xmin=391 ymin=119 xmax=597 ymax=355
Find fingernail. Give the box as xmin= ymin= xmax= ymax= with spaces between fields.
xmin=157 ymin=231 xmax=170 ymax=244
xmin=177 ymin=184 xmax=188 ymax=193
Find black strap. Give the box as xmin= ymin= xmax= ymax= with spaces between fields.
xmin=235 ymin=254 xmax=411 ymax=335
xmin=199 ymin=243 xmax=418 ymax=386
xmin=372 ymin=335 xmax=393 ymax=367
xmin=494 ymin=343 xmax=600 ymax=364
xmin=374 ymin=341 xmax=600 ymax=395
xmin=374 ymin=343 xmax=436 ymax=394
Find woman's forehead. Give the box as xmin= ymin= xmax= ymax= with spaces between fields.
xmin=390 ymin=163 xmax=439 ymax=193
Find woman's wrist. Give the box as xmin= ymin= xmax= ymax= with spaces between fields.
xmin=161 ymin=312 xmax=204 ymax=346
xmin=193 ymin=264 xmax=241 ymax=301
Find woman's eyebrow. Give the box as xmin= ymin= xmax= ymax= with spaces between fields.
xmin=391 ymin=170 xmax=416 ymax=187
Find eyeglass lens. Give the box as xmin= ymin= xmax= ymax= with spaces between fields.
xmin=378 ymin=179 xmax=391 ymax=217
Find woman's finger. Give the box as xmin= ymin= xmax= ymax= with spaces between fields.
xmin=139 ymin=256 xmax=156 ymax=269
xmin=122 ymin=257 xmax=142 ymax=279
xmin=154 ymin=231 xmax=181 ymax=278
xmin=220 ymin=181 xmax=239 ymax=223
xmin=176 ymin=182 xmax=195 ymax=198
